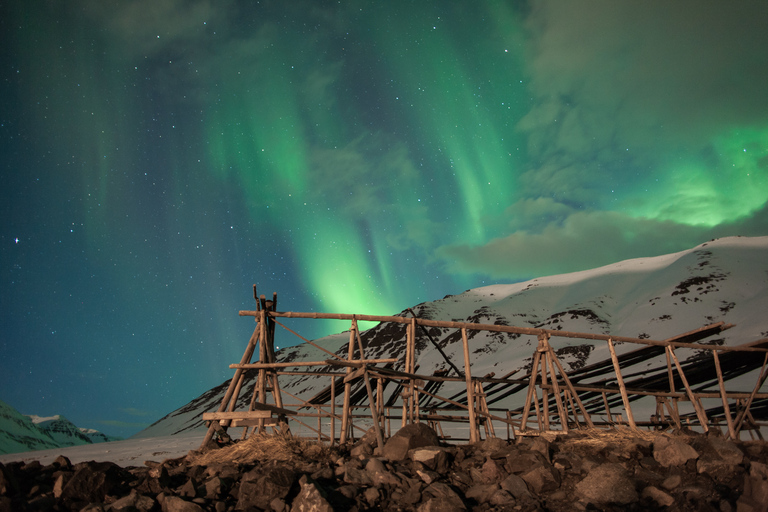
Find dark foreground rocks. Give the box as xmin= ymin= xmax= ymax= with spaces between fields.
xmin=1 ymin=426 xmax=767 ymax=512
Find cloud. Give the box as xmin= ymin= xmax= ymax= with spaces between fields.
xmin=517 ymin=0 xmax=768 ymax=208
xmin=437 ymin=201 xmax=768 ymax=280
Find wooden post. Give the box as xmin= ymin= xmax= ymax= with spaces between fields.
xmin=667 ymin=346 xmax=709 ymax=432
xmin=461 ymin=328 xmax=479 ymax=443
xmin=602 ymin=392 xmax=612 ymax=423
xmin=538 ymin=336 xmax=550 ymax=431
xmin=608 ymin=338 xmax=637 ymax=429
xmin=735 ymin=352 xmax=768 ymax=434
xmin=712 ymin=350 xmax=737 ymax=439
xmin=545 ymin=352 xmax=569 ymax=433
xmin=340 ymin=320 xmax=357 ymax=444
xmin=520 ymin=349 xmax=542 ymax=431
xmin=363 ymin=368 xmax=385 ymax=450
xmin=330 ymin=375 xmax=336 ymax=445
xmin=547 ymin=346 xmax=595 ymax=428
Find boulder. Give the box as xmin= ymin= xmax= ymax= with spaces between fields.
xmin=59 ymin=461 xmax=129 ymax=504
xmin=737 ymin=461 xmax=768 ymax=512
xmin=236 ymin=466 xmax=296 ymax=511
xmin=520 ymin=464 xmax=560 ymax=494
xmin=653 ymin=436 xmax=699 ymax=467
xmin=291 ymin=475 xmax=333 ymax=512
xmin=574 ymin=462 xmax=638 ymax=505
xmin=641 ymin=486 xmax=675 ymax=507
xmin=500 ymin=473 xmax=533 ymax=499
xmin=382 ymin=423 xmax=440 ymax=461
xmin=162 ymin=495 xmax=205 ymax=512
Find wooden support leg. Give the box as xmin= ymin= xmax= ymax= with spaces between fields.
xmin=667 ymin=346 xmax=709 ymax=432
xmin=461 ymin=328 xmax=479 ymax=443
xmin=608 ymin=338 xmax=637 ymax=429
xmin=712 ymin=350 xmax=737 ymax=439
xmin=520 ymin=349 xmax=543 ymax=431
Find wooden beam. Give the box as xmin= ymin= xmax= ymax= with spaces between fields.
xmin=461 ymin=328 xmax=479 ymax=443
xmin=712 ymin=350 xmax=737 ymax=439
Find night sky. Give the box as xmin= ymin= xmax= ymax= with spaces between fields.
xmin=2 ymin=1 xmax=767 ymax=439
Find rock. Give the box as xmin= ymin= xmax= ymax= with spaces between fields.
xmin=416 ymin=468 xmax=440 ymax=485
xmin=363 ymin=486 xmax=380 ymax=504
xmin=59 ymin=461 xmax=129 ymax=504
xmin=641 ymin=486 xmax=675 ymax=507
xmin=574 ymin=462 xmax=638 ymax=505
xmin=365 ymin=458 xmax=400 ymax=486
xmin=489 ymin=488 xmax=516 ymax=507
xmin=500 ymin=473 xmax=532 ymax=499
xmin=344 ymin=466 xmax=373 ymax=486
xmin=505 ymin=450 xmax=548 ymax=474
xmin=737 ymin=461 xmax=768 ymax=512
xmin=520 ymin=464 xmax=560 ymax=494
xmin=653 ymin=436 xmax=699 ymax=467
xmin=421 ymin=482 xmax=466 ymax=511
xmin=52 ymin=472 xmax=69 ymax=499
xmin=707 ymin=437 xmax=744 ymax=465
xmin=529 ymin=437 xmax=551 ymax=463
xmin=291 ymin=475 xmax=333 ymax=512
xmin=162 ymin=495 xmax=205 ymax=512
xmin=410 ymin=447 xmax=451 ymax=473
xmin=662 ymin=474 xmax=682 ymax=490
xmin=418 ymin=497 xmax=466 ymax=512
xmin=382 ymin=423 xmax=440 ymax=461
xmin=177 ymin=478 xmax=197 ymax=498
xmin=237 ymin=466 xmax=296 ymax=511
xmin=480 ymin=457 xmax=503 ymax=483
xmin=108 ymin=489 xmax=156 ymax=512
xmin=465 ymin=483 xmax=499 ymax=504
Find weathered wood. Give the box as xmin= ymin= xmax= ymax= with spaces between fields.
xmin=608 ymin=338 xmax=636 ymax=429
xmin=667 ymin=346 xmax=709 ymax=432
xmin=735 ymin=352 xmax=768 ymax=433
xmin=340 ymin=320 xmax=357 ymax=444
xmin=461 ymin=328 xmax=479 ymax=443
xmin=520 ymin=349 xmax=542 ymax=431
xmin=547 ymin=347 xmax=595 ymax=428
xmin=363 ymin=369 xmax=385 ymax=450
xmin=201 ymin=324 xmax=260 ymax=447
xmin=203 ymin=411 xmax=272 ymax=421
xmin=713 ymin=350 xmax=737 ymax=439
xmin=242 ymin=311 xmax=754 ymax=352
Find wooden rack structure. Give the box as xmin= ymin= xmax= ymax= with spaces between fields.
xmin=201 ymin=289 xmax=768 ymax=448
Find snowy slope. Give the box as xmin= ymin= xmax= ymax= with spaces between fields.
xmin=135 ymin=236 xmax=768 ymax=438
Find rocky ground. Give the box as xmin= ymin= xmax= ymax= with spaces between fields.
xmin=1 ymin=424 xmax=767 ymax=512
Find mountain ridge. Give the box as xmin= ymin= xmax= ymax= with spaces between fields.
xmin=134 ymin=236 xmax=768 ymax=439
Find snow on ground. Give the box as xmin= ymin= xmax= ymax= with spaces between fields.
xmin=0 ymin=432 xmax=205 ymax=468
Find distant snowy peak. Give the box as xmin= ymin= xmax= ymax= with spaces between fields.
xmin=0 ymin=400 xmax=120 ymax=455
xmin=135 ymin=236 xmax=768 ymax=438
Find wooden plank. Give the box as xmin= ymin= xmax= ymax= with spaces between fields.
xmin=608 ymin=338 xmax=636 ymax=429
xmin=232 ymin=419 xmax=277 ymax=427
xmin=203 ymin=411 xmax=272 ymax=421
xmin=363 ymin=369 xmax=385 ymax=450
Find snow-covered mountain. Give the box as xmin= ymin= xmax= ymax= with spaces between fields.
xmin=135 ymin=236 xmax=768 ymax=439
xmin=0 ymin=400 xmax=120 ymax=455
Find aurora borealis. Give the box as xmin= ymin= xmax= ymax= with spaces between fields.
xmin=1 ymin=1 xmax=767 ymax=438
